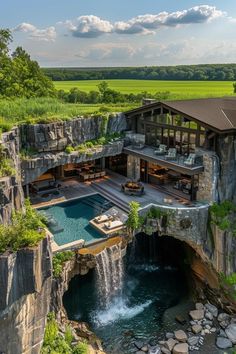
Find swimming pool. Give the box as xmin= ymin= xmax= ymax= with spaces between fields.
xmin=39 ymin=194 xmax=114 ymax=246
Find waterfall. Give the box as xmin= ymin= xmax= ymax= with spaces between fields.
xmin=95 ymin=243 xmax=124 ymax=308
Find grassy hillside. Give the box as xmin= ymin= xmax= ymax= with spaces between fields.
xmin=54 ymin=79 xmax=235 ymax=98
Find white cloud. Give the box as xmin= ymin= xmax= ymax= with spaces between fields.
xmin=14 ymin=23 xmax=56 ymax=42
xmin=64 ymin=15 xmax=113 ymax=38
xmin=114 ymin=5 xmax=225 ymax=35
xmin=61 ymin=5 xmax=225 ymax=38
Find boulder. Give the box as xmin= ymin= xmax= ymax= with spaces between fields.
xmin=189 ymin=310 xmax=204 ymax=321
xmin=136 ymin=351 xmax=145 ymax=354
xmin=148 ymin=345 xmax=161 ymax=354
xmin=160 ymin=347 xmax=171 ymax=354
xmin=164 ymin=338 xmax=178 ymax=351
xmin=173 ymin=343 xmax=189 ymax=354
xmin=192 ymin=325 xmax=202 ymax=334
xmin=195 ymin=303 xmax=204 ymax=310
xmin=225 ymin=324 xmax=236 ymax=344
xmin=205 ymin=303 xmax=218 ymax=317
xmin=187 ymin=336 xmax=199 ymax=346
xmin=205 ymin=311 xmax=213 ymax=321
xmin=174 ymin=330 xmax=187 ymax=342
xmin=216 ymin=337 xmax=233 ymax=349
xmin=220 ymin=320 xmax=229 ymax=329
xmin=218 ymin=313 xmax=231 ymax=323
xmin=141 ymin=346 xmax=149 ymax=352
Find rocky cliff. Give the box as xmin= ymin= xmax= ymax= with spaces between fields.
xmin=20 ymin=113 xmax=127 ymax=153
xmin=0 ymin=128 xmax=24 ymax=224
xmin=0 ymin=237 xmax=52 ymax=354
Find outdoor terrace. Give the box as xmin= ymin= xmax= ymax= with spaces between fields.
xmin=123 ymin=145 xmax=204 ymax=175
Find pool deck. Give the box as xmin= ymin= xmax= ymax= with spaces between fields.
xmin=33 ymin=172 xmax=205 ymax=252
xmin=32 ymin=171 xmax=200 ymax=211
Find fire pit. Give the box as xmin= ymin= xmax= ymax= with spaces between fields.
xmin=121 ymin=181 xmax=144 ymax=196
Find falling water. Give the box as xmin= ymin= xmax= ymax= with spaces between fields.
xmin=95 ymin=243 xmax=124 ymax=308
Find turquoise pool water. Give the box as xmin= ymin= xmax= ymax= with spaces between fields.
xmin=39 ymin=194 xmax=114 ymax=245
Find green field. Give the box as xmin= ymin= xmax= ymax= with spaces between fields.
xmin=54 ymin=79 xmax=235 ymax=99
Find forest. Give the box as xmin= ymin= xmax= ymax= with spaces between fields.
xmin=43 ymin=64 xmax=236 ymax=81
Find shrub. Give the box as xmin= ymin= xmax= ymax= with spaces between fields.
xmin=0 ymin=199 xmax=46 ymax=254
xmin=210 ymin=200 xmax=236 ymax=234
xmin=42 ymin=313 xmax=88 ymax=354
xmin=65 ymin=145 xmax=75 ymax=154
xmin=72 ymin=343 xmax=88 ymax=354
xmin=52 ymin=251 xmax=74 ymax=277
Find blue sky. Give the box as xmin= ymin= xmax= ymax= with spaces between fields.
xmin=2 ymin=0 xmax=236 ymax=67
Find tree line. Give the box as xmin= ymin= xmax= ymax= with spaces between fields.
xmin=58 ymin=81 xmax=171 ymax=104
xmin=43 ymin=64 xmax=236 ymax=82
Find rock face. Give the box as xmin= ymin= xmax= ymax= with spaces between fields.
xmin=51 ymin=252 xmax=96 ymax=320
xmin=0 ymin=128 xmax=24 ymax=224
xmin=0 ymin=237 xmax=52 ymax=354
xmin=20 ymin=114 xmax=127 ymax=153
xmin=22 ymin=140 xmax=124 ymax=185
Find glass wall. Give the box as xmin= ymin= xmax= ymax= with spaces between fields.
xmin=137 ymin=112 xmax=206 ymax=153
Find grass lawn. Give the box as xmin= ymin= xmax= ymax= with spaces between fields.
xmin=54 ymin=79 xmax=235 ymax=99
xmin=0 ymin=97 xmax=136 ymax=128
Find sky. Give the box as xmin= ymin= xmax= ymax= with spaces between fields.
xmin=1 ymin=0 xmax=236 ymax=67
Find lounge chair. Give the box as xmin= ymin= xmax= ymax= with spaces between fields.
xmin=154 ymin=144 xmax=167 ymax=155
xmin=184 ymin=153 xmax=196 ymax=167
xmin=94 ymin=214 xmax=110 ymax=224
xmin=165 ymin=148 xmax=177 ymax=160
xmin=104 ymin=220 xmax=123 ymax=230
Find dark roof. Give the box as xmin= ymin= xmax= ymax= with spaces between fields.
xmin=126 ymin=98 xmax=236 ymax=132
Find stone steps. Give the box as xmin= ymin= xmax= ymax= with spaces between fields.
xmin=91 ymin=182 xmax=130 ymax=213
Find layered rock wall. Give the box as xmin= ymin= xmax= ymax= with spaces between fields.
xmin=20 ymin=114 xmax=127 ymax=153
xmin=0 ymin=237 xmax=52 ymax=354
xmin=22 ymin=140 xmax=124 ymax=184
xmin=0 ymin=128 xmax=24 ymax=224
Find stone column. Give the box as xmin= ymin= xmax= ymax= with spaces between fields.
xmin=127 ymin=155 xmax=140 ymax=181
xmin=101 ymin=157 xmax=106 ymax=170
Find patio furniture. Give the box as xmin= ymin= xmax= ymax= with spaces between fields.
xmin=154 ymin=144 xmax=167 ymax=155
xmin=165 ymin=148 xmax=177 ymax=160
xmin=184 ymin=153 xmax=196 ymax=167
xmin=94 ymin=214 xmax=110 ymax=224
xmin=121 ymin=181 xmax=144 ymax=196
xmin=104 ymin=220 xmax=124 ymax=230
xmin=132 ymin=142 xmax=145 ymax=150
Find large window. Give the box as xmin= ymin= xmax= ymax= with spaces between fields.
xmin=134 ymin=107 xmax=207 ymax=153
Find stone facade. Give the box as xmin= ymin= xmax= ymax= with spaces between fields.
xmin=197 ymin=148 xmax=219 ymax=203
xmin=127 ymin=155 xmax=141 ymax=180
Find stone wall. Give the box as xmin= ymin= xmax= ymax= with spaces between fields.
xmin=197 ymin=148 xmax=219 ymax=203
xmin=0 ymin=237 xmax=52 ymax=354
xmin=140 ymin=203 xmax=209 ymax=251
xmin=127 ymin=155 xmax=140 ymax=180
xmin=22 ymin=141 xmax=124 ymax=185
xmin=20 ymin=114 xmax=127 ymax=153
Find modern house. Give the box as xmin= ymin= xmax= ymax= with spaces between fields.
xmin=22 ymin=97 xmax=236 ymax=206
